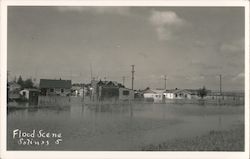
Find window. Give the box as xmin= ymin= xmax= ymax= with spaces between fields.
xmin=50 ymin=88 xmax=54 ymax=92
xmin=123 ymin=90 xmax=129 ymax=96
xmin=61 ymin=89 xmax=64 ymax=93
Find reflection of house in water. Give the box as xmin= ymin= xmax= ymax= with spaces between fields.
xmin=40 ymin=79 xmax=72 ymax=96
xmin=90 ymin=80 xmax=134 ymax=101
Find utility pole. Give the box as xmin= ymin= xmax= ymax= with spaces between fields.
xmin=122 ymin=76 xmax=125 ymax=86
xmin=131 ymin=65 xmax=135 ymax=90
xmin=219 ymin=74 xmax=222 ymax=95
xmin=164 ymin=75 xmax=167 ymax=90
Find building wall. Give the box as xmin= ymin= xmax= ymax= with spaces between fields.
xmin=143 ymin=93 xmax=155 ymax=99
xmin=41 ymin=88 xmax=71 ymax=96
xmin=153 ymin=94 xmax=164 ymax=103
xmin=165 ymin=91 xmax=192 ymax=99
xmin=173 ymin=91 xmax=192 ymax=99
xmin=164 ymin=93 xmax=174 ymax=99
xmin=99 ymin=86 xmax=119 ymax=101
xmin=119 ymin=88 xmax=134 ymax=101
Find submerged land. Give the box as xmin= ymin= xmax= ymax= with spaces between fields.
xmin=142 ymin=123 xmax=244 ymax=151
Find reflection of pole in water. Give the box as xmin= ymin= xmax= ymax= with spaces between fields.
xmin=162 ymin=105 xmax=166 ymax=119
xmin=129 ymin=100 xmax=133 ymax=118
xmin=81 ymin=103 xmax=85 ymax=115
xmin=129 ymin=100 xmax=134 ymax=148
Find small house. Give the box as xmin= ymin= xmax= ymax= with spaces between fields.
xmin=143 ymin=88 xmax=166 ymax=103
xmin=20 ymin=88 xmax=40 ymax=104
xmin=40 ymin=79 xmax=72 ymax=96
xmin=164 ymin=89 xmax=192 ymax=99
xmin=119 ymin=87 xmax=134 ymax=101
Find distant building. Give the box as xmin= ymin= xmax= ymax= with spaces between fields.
xmin=164 ymin=89 xmax=192 ymax=99
xmin=20 ymin=88 xmax=40 ymax=104
xmin=143 ymin=88 xmax=166 ymax=103
xmin=119 ymin=87 xmax=134 ymax=101
xmin=39 ymin=79 xmax=72 ymax=96
xmin=90 ymin=80 xmax=133 ymax=101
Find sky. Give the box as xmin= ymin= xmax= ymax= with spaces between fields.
xmin=7 ymin=6 xmax=245 ymax=91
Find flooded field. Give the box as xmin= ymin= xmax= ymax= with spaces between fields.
xmin=7 ymin=97 xmax=244 ymax=151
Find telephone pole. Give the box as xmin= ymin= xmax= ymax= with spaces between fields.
xmin=164 ymin=75 xmax=167 ymax=90
xmin=131 ymin=65 xmax=135 ymax=90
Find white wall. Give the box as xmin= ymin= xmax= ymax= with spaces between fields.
xmin=143 ymin=93 xmax=155 ymax=99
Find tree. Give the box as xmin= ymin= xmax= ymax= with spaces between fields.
xmin=198 ymin=86 xmax=208 ymax=99
xmin=23 ymin=78 xmax=34 ymax=88
xmin=17 ymin=75 xmax=24 ymax=87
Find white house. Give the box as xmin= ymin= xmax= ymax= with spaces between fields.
xmin=164 ymin=89 xmax=192 ymax=100
xmin=143 ymin=89 xmax=166 ymax=103
xmin=143 ymin=89 xmax=156 ymax=99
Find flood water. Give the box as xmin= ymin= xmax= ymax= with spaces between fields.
xmin=7 ymin=97 xmax=244 ymax=151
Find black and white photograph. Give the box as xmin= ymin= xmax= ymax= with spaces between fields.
xmin=0 ymin=1 xmax=249 ymax=158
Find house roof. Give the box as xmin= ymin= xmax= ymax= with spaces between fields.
xmin=143 ymin=89 xmax=156 ymax=94
xmin=40 ymin=79 xmax=72 ymax=89
xmin=165 ymin=89 xmax=192 ymax=94
xmin=152 ymin=89 xmax=166 ymax=94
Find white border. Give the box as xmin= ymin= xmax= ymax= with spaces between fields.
xmin=0 ymin=1 xmax=249 ymax=159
